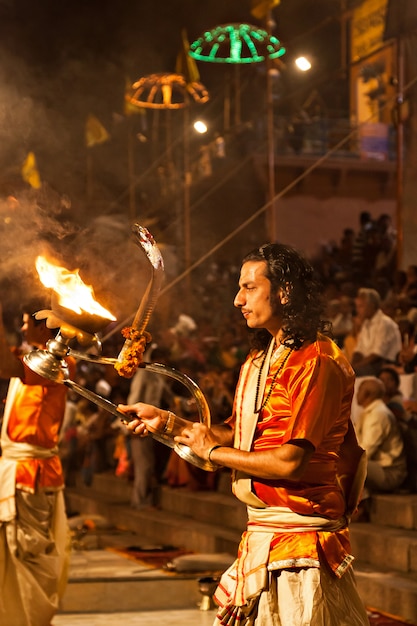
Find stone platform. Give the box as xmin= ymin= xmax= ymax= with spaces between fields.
xmin=63 ymin=471 xmax=417 ymax=623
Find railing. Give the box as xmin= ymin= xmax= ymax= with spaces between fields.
xmin=269 ymin=116 xmax=398 ymax=161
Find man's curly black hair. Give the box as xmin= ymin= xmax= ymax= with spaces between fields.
xmin=241 ymin=243 xmax=331 ymax=351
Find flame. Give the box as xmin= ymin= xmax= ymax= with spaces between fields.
xmin=35 ymin=256 xmax=116 ymax=321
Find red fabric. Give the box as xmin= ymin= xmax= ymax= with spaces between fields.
xmin=367 ymin=608 xmax=416 ymax=626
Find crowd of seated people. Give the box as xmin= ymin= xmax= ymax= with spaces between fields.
xmin=1 ymin=208 xmax=417 ymax=511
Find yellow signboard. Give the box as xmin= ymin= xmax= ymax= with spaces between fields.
xmin=351 ymin=0 xmax=388 ymax=63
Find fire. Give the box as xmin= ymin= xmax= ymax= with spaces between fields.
xmin=35 ymin=255 xmax=116 ymax=321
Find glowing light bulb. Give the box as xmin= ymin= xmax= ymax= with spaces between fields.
xmin=295 ymin=56 xmax=312 ymax=72
xmin=194 ymin=120 xmax=208 ymax=134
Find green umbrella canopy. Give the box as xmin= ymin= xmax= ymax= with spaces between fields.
xmin=189 ymin=23 xmax=286 ymax=64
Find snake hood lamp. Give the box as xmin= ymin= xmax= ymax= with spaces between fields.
xmin=24 ymin=224 xmax=217 ymax=471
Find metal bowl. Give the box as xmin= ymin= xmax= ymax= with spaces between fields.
xmin=51 ymin=293 xmax=113 ymax=335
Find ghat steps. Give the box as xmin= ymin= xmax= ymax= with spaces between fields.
xmin=64 ymin=471 xmax=417 ymax=622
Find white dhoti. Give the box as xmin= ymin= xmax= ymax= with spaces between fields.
xmin=213 ymin=507 xmax=369 ymax=626
xmin=0 ymin=381 xmax=70 ymax=626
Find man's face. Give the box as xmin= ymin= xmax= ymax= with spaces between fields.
xmin=356 ymin=382 xmax=367 ymax=407
xmin=234 ymin=260 xmax=284 ymax=334
xmin=21 ymin=313 xmax=46 ymax=348
xmin=355 ymin=296 xmax=375 ymax=322
xmin=378 ymin=371 xmax=396 ymax=394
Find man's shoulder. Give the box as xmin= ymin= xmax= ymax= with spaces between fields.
xmin=374 ymin=309 xmax=399 ymax=328
xmin=367 ymin=398 xmax=395 ymax=421
xmin=301 ymin=335 xmax=354 ymax=376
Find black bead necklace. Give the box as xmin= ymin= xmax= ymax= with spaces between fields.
xmin=254 ymin=344 xmax=292 ymax=413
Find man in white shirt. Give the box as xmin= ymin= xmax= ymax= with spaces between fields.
xmin=352 ymin=288 xmax=401 ymax=376
xmin=355 ymin=377 xmax=407 ymax=495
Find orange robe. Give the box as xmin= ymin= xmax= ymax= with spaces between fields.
xmin=228 ymin=334 xmax=360 ymax=577
xmin=0 ymin=355 xmax=76 ymax=626
xmin=3 ymin=358 xmax=76 ymax=492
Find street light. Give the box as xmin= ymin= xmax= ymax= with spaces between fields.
xmin=194 ymin=120 xmax=208 ymax=134
xmin=295 ymin=56 xmax=312 ymax=72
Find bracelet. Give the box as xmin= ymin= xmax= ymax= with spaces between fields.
xmin=207 ymin=444 xmax=222 ymax=462
xmin=162 ymin=411 xmax=176 ymax=435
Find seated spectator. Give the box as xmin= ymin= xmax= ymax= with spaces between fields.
xmin=342 ymin=314 xmax=361 ymax=363
xmin=378 ymin=366 xmax=408 ymax=422
xmin=351 ymin=288 xmax=402 ymax=376
xmin=355 ymin=378 xmax=407 ymax=498
xmin=327 ymin=295 xmax=354 ymax=347
xmin=397 ymin=318 xmax=417 ymax=374
xmin=401 ymin=265 xmax=417 ymax=308
xmin=351 ymin=210 xmax=377 ymax=281
xmin=373 ymin=213 xmax=397 ymax=280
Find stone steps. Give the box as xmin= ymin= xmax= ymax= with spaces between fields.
xmin=351 ymin=523 xmax=417 ymax=573
xmin=65 ymin=471 xmax=417 ymax=623
xmin=354 ymin=562 xmax=417 ymax=623
xmin=65 ymin=474 xmax=243 ymax=555
xmin=367 ymin=492 xmax=417 ymax=530
xmin=61 ymin=548 xmax=202 ymax=613
xmin=350 ymin=494 xmax=417 ymax=623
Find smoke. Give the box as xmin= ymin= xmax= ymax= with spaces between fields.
xmin=0 ymin=190 xmax=153 ymax=329
xmin=0 ymin=190 xmax=75 ymax=309
xmin=68 ymin=214 xmax=153 ymax=323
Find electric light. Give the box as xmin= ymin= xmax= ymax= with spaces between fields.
xmin=189 ymin=23 xmax=286 ymax=64
xmin=194 ymin=120 xmax=208 ymax=134
xmin=295 ymin=56 xmax=312 ymax=72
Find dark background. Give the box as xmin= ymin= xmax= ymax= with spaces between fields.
xmin=0 ymin=0 xmax=358 ymax=320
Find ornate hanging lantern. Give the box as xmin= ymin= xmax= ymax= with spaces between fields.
xmin=189 ymin=23 xmax=286 ymax=64
xmin=126 ymin=72 xmax=209 ymax=110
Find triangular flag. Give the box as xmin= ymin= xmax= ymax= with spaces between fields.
xmin=175 ymin=28 xmax=200 ymax=84
xmin=21 ymin=152 xmax=41 ymax=189
xmin=251 ymin=0 xmax=280 ymax=20
xmin=85 ymin=114 xmax=110 ymax=147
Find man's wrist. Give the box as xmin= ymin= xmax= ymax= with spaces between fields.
xmin=207 ymin=444 xmax=222 ymax=463
xmin=162 ymin=410 xmax=176 ymax=435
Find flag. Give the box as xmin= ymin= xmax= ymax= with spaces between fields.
xmin=85 ymin=114 xmax=110 ymax=147
xmin=251 ymin=0 xmax=281 ymax=20
xmin=124 ymin=77 xmax=146 ymax=116
xmin=21 ymin=151 xmax=41 ymax=189
xmin=175 ymin=28 xmax=200 ymax=84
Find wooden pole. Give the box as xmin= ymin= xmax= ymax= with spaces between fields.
xmin=183 ymin=106 xmax=191 ymax=304
xmin=396 ymin=36 xmax=405 ymax=270
xmin=86 ymin=150 xmax=93 ymax=203
xmin=127 ymin=119 xmax=136 ymax=222
xmin=266 ymin=10 xmax=276 ymax=240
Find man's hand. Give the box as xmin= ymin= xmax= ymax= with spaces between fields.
xmin=117 ymin=402 xmax=165 ymax=437
xmin=175 ymin=422 xmax=221 ymax=461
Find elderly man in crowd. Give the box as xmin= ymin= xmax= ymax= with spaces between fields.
xmin=355 ymin=377 xmax=407 ymax=500
xmin=351 ymin=287 xmax=402 ymax=377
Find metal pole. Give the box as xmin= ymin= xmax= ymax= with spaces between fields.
xmin=396 ymin=36 xmax=405 ymax=270
xmin=183 ymin=107 xmax=192 ymax=303
xmin=86 ymin=150 xmax=93 ymax=203
xmin=234 ymin=65 xmax=241 ymax=127
xmin=266 ymin=10 xmax=276 ymax=240
xmin=127 ymin=119 xmax=136 ymax=222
